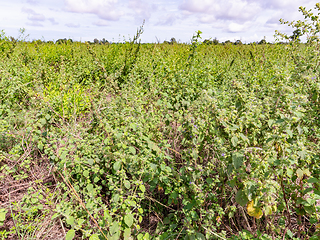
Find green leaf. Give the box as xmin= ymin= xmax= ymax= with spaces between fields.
xmin=124 ymin=214 xmax=134 ymax=227
xmin=123 ymin=228 xmax=131 ymax=239
xmin=83 ymin=170 xmax=89 ymax=178
xmin=286 ymin=229 xmax=293 ymax=239
xmin=110 ymin=221 xmax=119 ymax=235
xmin=0 ymin=209 xmax=7 ymax=222
xmin=66 ymin=216 xmax=75 ymax=226
xmin=89 ymin=234 xmax=100 ymax=240
xmin=231 ymin=136 xmax=238 ymax=147
xmin=268 ymin=119 xmax=274 ymax=128
xmin=195 ymin=232 xmax=206 ymax=240
xmin=88 ymin=158 xmax=94 ymax=165
xmin=229 ymin=124 xmax=239 ymax=131
xmin=65 ymin=229 xmax=75 ymax=240
xmin=286 ymin=129 xmax=293 ymax=138
xmin=124 ymin=180 xmax=131 ymax=189
xmin=139 ymin=185 xmax=145 ymax=193
xmin=314 ymin=190 xmax=320 ymax=196
xmin=113 ymin=161 xmax=121 ymax=171
xmin=129 ymin=146 xmax=136 ymax=155
xmin=232 ymin=152 xmax=244 ymax=169
xmin=87 ymin=183 xmax=94 ymax=193
xmin=287 ymin=168 xmax=293 ymax=177
xmin=235 ymin=190 xmax=248 ymax=206
xmin=307 ymin=178 xmax=319 ymax=183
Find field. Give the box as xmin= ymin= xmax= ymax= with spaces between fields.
xmin=0 ymin=25 xmax=320 ymax=239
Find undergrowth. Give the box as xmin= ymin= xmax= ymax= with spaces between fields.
xmin=0 ymin=4 xmax=320 ymax=240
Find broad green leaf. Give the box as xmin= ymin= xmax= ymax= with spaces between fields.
xmin=195 ymin=232 xmax=206 ymax=240
xmin=287 ymin=168 xmax=293 ymax=177
xmin=124 ymin=180 xmax=131 ymax=189
xmin=286 ymin=129 xmax=293 ymax=138
xmin=231 ymin=136 xmax=238 ymax=147
xmin=286 ymin=229 xmax=293 ymax=238
xmin=139 ymin=185 xmax=145 ymax=193
xmin=0 ymin=209 xmax=7 ymax=222
xmin=298 ymin=150 xmax=306 ymax=159
xmin=83 ymin=170 xmax=89 ymax=178
xmin=110 ymin=221 xmax=119 ymax=235
xmin=65 ymin=229 xmax=75 ymax=240
xmin=124 ymin=228 xmax=131 ymax=239
xmin=87 ymin=184 xmax=94 ymax=193
xmin=268 ymin=119 xmax=274 ymax=128
xmin=129 ymin=146 xmax=136 ymax=155
xmin=124 ymin=214 xmax=134 ymax=227
xmin=232 ymin=152 xmax=244 ymax=169
xmin=66 ymin=216 xmax=75 ymax=226
xmin=88 ymin=158 xmax=94 ymax=165
xmin=113 ymin=161 xmax=121 ymax=171
xmin=235 ymin=190 xmax=248 ymax=206
xmin=89 ymin=234 xmax=100 ymax=240
xmin=229 ymin=124 xmax=239 ymax=131
xmin=264 ymin=205 xmax=273 ymax=216
xmin=307 ymin=178 xmax=319 ymax=183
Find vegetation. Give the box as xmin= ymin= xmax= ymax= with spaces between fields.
xmin=0 ymin=4 xmax=320 ymax=240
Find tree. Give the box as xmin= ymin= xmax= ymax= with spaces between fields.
xmin=93 ymin=38 xmax=100 ymax=44
xmin=203 ymin=38 xmax=219 ymax=45
xmin=258 ymin=39 xmax=267 ymax=44
xmin=290 ymin=28 xmax=302 ymax=42
xmin=56 ymin=38 xmax=67 ymax=44
xmin=234 ymin=40 xmax=242 ymax=45
xmin=170 ymin=37 xmax=177 ymax=44
xmin=101 ymin=38 xmax=109 ymax=44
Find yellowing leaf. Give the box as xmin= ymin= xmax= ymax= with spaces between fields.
xmin=303 ymin=168 xmax=311 ymax=177
xmin=296 ymin=168 xmax=304 ymax=179
xmin=247 ymin=200 xmax=263 ymax=219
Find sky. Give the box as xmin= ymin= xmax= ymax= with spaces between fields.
xmin=0 ymin=0 xmax=319 ymax=43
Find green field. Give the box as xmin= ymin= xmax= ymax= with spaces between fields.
xmin=1 ymin=13 xmax=320 ymax=240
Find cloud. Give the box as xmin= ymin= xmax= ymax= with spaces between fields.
xmin=180 ymin=0 xmax=261 ymax=22
xmin=92 ymin=20 xmax=109 ymax=26
xmin=156 ymin=13 xmax=177 ymax=26
xmin=22 ymin=7 xmax=46 ymax=26
xmin=26 ymin=0 xmax=39 ymax=5
xmin=26 ymin=21 xmax=43 ymax=27
xmin=228 ymin=23 xmax=246 ymax=33
xmin=65 ymin=23 xmax=80 ymax=28
xmin=128 ymin=0 xmax=157 ymax=22
xmin=64 ymin=0 xmax=122 ymax=21
xmin=179 ymin=0 xmax=313 ymax=24
xmin=48 ymin=17 xmax=59 ymax=25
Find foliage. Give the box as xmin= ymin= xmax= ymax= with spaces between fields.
xmin=1 ymin=5 xmax=320 ymax=239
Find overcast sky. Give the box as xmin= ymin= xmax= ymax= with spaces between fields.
xmin=1 ymin=0 xmax=318 ymax=43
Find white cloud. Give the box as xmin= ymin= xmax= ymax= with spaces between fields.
xmin=64 ymin=0 xmax=122 ymax=21
xmin=26 ymin=0 xmax=39 ymax=5
xmin=65 ymin=23 xmax=80 ymax=28
xmin=48 ymin=17 xmax=59 ymax=25
xmin=156 ymin=13 xmax=177 ymax=26
xmin=92 ymin=20 xmax=109 ymax=26
xmin=228 ymin=22 xmax=246 ymax=33
xmin=180 ymin=0 xmax=261 ymax=22
xmin=128 ymin=0 xmax=156 ymax=22
xmin=22 ymin=7 xmax=46 ymax=27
